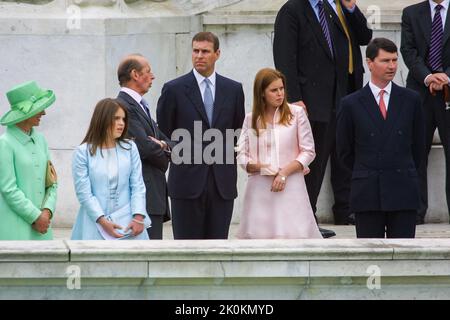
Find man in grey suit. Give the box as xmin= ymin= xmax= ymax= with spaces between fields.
xmin=116 ymin=54 xmax=172 ymax=239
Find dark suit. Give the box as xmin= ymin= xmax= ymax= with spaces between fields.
xmin=273 ymin=0 xmax=372 ymax=224
xmin=336 ymin=83 xmax=426 ymax=238
xmin=117 ymin=91 xmax=172 ymax=239
xmin=401 ymin=1 xmax=450 ymax=223
xmin=156 ymin=71 xmax=245 ymax=239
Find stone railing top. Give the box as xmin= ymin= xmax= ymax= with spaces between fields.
xmin=1 ymin=239 xmax=450 ymax=262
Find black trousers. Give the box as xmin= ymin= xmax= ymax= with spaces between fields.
xmin=355 ymin=210 xmax=416 ymax=238
xmin=171 ymin=169 xmax=234 ymax=239
xmin=146 ymin=214 xmax=163 ymax=240
xmin=417 ymin=91 xmax=450 ymax=222
xmin=305 ymin=116 xmax=351 ymax=224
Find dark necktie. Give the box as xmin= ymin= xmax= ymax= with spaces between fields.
xmin=317 ymin=0 xmax=334 ymax=57
xmin=428 ymin=4 xmax=444 ymax=72
xmin=141 ymin=98 xmax=158 ymax=137
xmin=140 ymin=98 xmax=151 ymax=119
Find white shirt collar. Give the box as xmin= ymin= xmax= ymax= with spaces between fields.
xmin=369 ymin=81 xmax=392 ymax=98
xmin=120 ymin=87 xmax=144 ymax=105
xmin=429 ymin=0 xmax=449 ymax=11
xmin=193 ymin=68 xmax=216 ymax=88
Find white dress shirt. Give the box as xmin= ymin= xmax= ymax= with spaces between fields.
xmin=193 ymin=68 xmax=216 ymax=102
xmin=369 ymin=81 xmax=392 ymax=111
xmin=120 ymin=87 xmax=149 ymax=116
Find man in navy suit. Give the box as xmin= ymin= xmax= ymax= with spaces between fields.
xmin=116 ymin=54 xmax=173 ymax=239
xmin=401 ymin=0 xmax=450 ymax=225
xmin=336 ymin=38 xmax=426 ymax=238
xmin=157 ymin=32 xmax=245 ymax=239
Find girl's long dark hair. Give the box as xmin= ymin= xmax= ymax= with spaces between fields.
xmin=81 ymin=98 xmax=130 ymax=156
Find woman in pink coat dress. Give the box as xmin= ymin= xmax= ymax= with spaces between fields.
xmin=236 ymin=68 xmax=322 ymax=239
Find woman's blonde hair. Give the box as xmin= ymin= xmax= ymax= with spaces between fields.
xmin=251 ymin=68 xmax=293 ymax=136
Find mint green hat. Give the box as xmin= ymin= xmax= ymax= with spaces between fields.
xmin=0 ymin=81 xmax=55 ymax=126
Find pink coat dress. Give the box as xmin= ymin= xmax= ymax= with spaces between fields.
xmin=236 ymin=104 xmax=322 ymax=239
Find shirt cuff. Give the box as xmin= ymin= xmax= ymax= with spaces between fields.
xmin=424 ymin=74 xmax=433 ymax=87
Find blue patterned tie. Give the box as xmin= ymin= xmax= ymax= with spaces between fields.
xmin=317 ymin=0 xmax=334 ymax=58
xmin=428 ymin=4 xmax=444 ymax=72
xmin=203 ymin=78 xmax=214 ymax=125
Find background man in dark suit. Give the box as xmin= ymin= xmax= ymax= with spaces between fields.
xmin=116 ymin=54 xmax=173 ymax=239
xmin=273 ymin=0 xmax=372 ymax=235
xmin=157 ymin=32 xmax=245 ymax=239
xmin=401 ymin=0 xmax=450 ymax=225
xmin=337 ymin=38 xmax=426 ymax=238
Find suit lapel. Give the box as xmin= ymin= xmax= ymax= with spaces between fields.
xmin=359 ymin=85 xmax=384 ymax=133
xmin=211 ymin=74 xmax=226 ymax=127
xmin=304 ymin=1 xmax=334 ymax=60
xmin=118 ymin=91 xmax=155 ymax=135
xmin=380 ymin=83 xmax=405 ymax=143
xmin=324 ymin=0 xmax=345 ymax=35
xmin=185 ymin=71 xmax=210 ymax=126
xmin=418 ymin=2 xmax=432 ymax=47
xmin=443 ymin=3 xmax=450 ymax=45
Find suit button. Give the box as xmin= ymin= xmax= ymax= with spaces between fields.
xmin=398 ymin=130 xmax=403 ymax=135
xmin=396 ymin=169 xmax=401 ymax=173
xmin=370 ymin=133 xmax=375 ymax=137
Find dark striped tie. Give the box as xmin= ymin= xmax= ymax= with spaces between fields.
xmin=428 ymin=4 xmax=444 ymax=72
xmin=317 ymin=0 xmax=334 ymax=58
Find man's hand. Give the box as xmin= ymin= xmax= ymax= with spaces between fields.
xmin=149 ymin=136 xmax=164 ymax=149
xmin=428 ymin=73 xmax=450 ymax=95
xmin=340 ymin=0 xmax=356 ymax=10
xmin=32 ymin=210 xmax=51 ymax=234
xmin=292 ymin=101 xmax=308 ymax=116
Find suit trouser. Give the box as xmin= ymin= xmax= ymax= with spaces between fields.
xmin=417 ymin=91 xmax=450 ymax=221
xmin=355 ymin=210 xmax=416 ymax=238
xmin=170 ymin=169 xmax=234 ymax=239
xmin=305 ymin=114 xmax=351 ymax=224
xmin=146 ymin=214 xmax=163 ymax=240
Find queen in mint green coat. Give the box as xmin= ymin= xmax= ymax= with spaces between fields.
xmin=0 ymin=81 xmax=57 ymax=240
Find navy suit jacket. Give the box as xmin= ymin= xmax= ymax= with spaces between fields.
xmin=336 ymin=83 xmax=426 ymax=212
xmin=401 ymin=0 xmax=450 ymax=98
xmin=156 ymin=71 xmax=245 ymax=200
xmin=116 ymin=91 xmax=172 ymax=218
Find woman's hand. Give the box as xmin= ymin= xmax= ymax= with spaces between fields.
xmin=32 ymin=210 xmax=51 ymax=234
xmin=124 ymin=215 xmax=145 ymax=236
xmin=246 ymin=162 xmax=270 ymax=173
xmin=271 ymin=173 xmax=287 ymax=192
xmin=97 ymin=216 xmax=124 ymax=238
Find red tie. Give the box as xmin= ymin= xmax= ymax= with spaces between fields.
xmin=379 ymin=89 xmax=387 ymax=120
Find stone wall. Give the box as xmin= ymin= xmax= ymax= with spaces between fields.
xmin=0 ymin=0 xmax=448 ymax=227
xmin=1 ymin=239 xmax=450 ymax=299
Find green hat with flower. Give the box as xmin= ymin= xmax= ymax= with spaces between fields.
xmin=0 ymin=81 xmax=55 ymax=126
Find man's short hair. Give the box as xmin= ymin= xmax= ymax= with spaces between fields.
xmin=192 ymin=32 xmax=220 ymax=52
xmin=117 ymin=54 xmax=144 ymax=87
xmin=366 ymin=38 xmax=398 ymax=60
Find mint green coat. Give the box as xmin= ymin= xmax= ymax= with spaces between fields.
xmin=0 ymin=125 xmax=57 ymax=240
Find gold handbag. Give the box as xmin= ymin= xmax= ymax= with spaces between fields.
xmin=45 ymin=160 xmax=57 ymax=188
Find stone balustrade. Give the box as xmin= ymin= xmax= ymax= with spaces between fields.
xmin=1 ymin=239 xmax=450 ymax=299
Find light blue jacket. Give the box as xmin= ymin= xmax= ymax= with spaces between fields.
xmin=71 ymin=140 xmax=150 ymax=240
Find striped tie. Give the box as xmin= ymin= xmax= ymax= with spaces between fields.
xmin=317 ymin=0 xmax=334 ymax=58
xmin=428 ymin=4 xmax=444 ymax=72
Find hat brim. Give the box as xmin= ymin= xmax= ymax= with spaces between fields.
xmin=0 ymin=90 xmax=55 ymax=126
